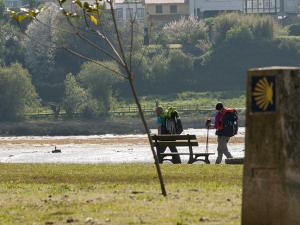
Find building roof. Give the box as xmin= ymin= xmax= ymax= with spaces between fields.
xmin=145 ymin=0 xmax=185 ymax=4
xmin=114 ymin=0 xmax=143 ymax=3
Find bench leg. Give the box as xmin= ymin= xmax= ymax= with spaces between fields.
xmin=204 ymin=156 xmax=210 ymax=164
xmin=157 ymin=147 xmax=163 ymax=164
xmin=188 ymin=155 xmax=195 ymax=164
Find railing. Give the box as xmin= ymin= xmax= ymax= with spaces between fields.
xmin=109 ymin=104 xmax=245 ymax=115
xmin=25 ymin=104 xmax=245 ymax=119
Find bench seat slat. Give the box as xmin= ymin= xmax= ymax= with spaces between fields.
xmin=161 ymin=153 xmax=215 ymax=156
xmin=151 ymin=135 xmax=196 ymax=141
xmin=154 ymin=142 xmax=198 ymax=147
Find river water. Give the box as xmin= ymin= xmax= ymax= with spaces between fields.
xmin=0 ymin=128 xmax=245 ymax=164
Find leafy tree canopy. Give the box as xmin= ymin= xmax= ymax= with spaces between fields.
xmin=0 ymin=0 xmax=5 ymax=20
xmin=0 ymin=63 xmax=38 ymax=120
xmin=78 ymin=61 xmax=122 ymax=112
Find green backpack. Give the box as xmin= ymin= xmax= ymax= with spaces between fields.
xmin=165 ymin=107 xmax=183 ymax=134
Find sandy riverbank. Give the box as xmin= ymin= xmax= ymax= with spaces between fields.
xmin=0 ymin=136 xmax=244 ymax=145
xmin=0 ymin=129 xmax=245 ymax=164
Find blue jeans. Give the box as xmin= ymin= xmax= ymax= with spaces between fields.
xmin=216 ymin=136 xmax=232 ymax=164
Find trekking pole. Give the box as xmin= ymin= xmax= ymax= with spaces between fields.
xmin=206 ymin=126 xmax=209 ymax=153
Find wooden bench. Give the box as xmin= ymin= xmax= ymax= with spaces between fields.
xmin=151 ymin=134 xmax=215 ymax=164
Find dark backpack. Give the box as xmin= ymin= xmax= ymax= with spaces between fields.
xmin=165 ymin=108 xmax=183 ymax=134
xmin=175 ymin=118 xmax=183 ymax=134
xmin=218 ymin=108 xmax=238 ymax=137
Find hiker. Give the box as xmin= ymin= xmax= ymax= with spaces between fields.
xmin=155 ymin=106 xmax=181 ymax=164
xmin=206 ymin=103 xmax=238 ymax=164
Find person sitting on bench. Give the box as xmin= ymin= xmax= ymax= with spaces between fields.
xmin=155 ymin=106 xmax=181 ymax=164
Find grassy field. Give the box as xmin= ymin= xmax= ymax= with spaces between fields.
xmin=27 ymin=91 xmax=246 ymax=117
xmin=112 ymin=91 xmax=246 ymax=111
xmin=0 ymin=164 xmax=243 ymax=225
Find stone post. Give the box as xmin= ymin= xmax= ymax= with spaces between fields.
xmin=242 ymin=67 xmax=300 ymax=225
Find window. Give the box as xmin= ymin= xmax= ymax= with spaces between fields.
xmin=5 ymin=0 xmax=18 ymax=7
xmin=137 ymin=8 xmax=144 ymax=19
xmin=170 ymin=5 xmax=177 ymax=13
xmin=126 ymin=8 xmax=133 ymax=19
xmin=116 ymin=8 xmax=123 ymax=19
xmin=155 ymin=5 xmax=163 ymax=13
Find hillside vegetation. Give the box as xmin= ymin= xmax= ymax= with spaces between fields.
xmin=1 ymin=6 xmax=300 ymax=120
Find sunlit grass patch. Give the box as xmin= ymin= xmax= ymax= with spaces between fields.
xmin=0 ymin=164 xmax=242 ymax=225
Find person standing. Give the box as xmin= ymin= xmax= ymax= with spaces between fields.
xmin=206 ymin=103 xmax=236 ymax=164
xmin=155 ymin=106 xmax=181 ymax=164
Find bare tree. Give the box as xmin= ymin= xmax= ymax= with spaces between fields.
xmin=9 ymin=0 xmax=167 ymax=196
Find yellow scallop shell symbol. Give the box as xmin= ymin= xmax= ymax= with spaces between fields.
xmin=253 ymin=77 xmax=274 ymax=111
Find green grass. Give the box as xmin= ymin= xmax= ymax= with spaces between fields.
xmin=0 ymin=164 xmax=243 ymax=225
xmin=112 ymin=91 xmax=246 ymax=111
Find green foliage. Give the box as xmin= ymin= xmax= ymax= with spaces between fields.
xmin=78 ymin=61 xmax=122 ymax=113
xmin=118 ymin=48 xmax=195 ymax=96
xmin=0 ymin=0 xmax=5 ymax=20
xmin=63 ymin=73 xmax=89 ymax=118
xmin=24 ymin=3 xmax=62 ymax=102
xmin=24 ymin=2 xmax=116 ymax=103
xmin=0 ymin=64 xmax=38 ymax=120
xmin=130 ymin=51 xmax=151 ymax=95
xmin=4 ymin=8 xmax=300 ymax=113
xmin=0 ymin=23 xmax=25 ymax=66
xmin=162 ymin=17 xmax=208 ymax=45
xmin=81 ymin=97 xmax=99 ymax=118
xmin=287 ymin=23 xmax=300 ymax=36
xmin=167 ymin=50 xmax=194 ymax=82
xmin=225 ymin=24 xmax=254 ymax=43
xmin=212 ymin=13 xmax=286 ymax=45
xmin=115 ymin=91 xmax=246 ymax=111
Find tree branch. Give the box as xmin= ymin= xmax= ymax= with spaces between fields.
xmin=62 ymin=46 xmax=127 ymax=79
xmin=81 ymin=8 xmax=126 ymax=67
xmin=22 ymin=27 xmax=127 ymax=79
xmin=108 ymin=0 xmax=128 ymax=65
xmin=32 ymin=16 xmax=125 ymax=67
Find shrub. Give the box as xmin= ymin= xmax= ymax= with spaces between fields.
xmin=63 ymin=73 xmax=88 ymax=118
xmin=162 ymin=17 xmax=208 ymax=45
xmin=225 ymin=24 xmax=254 ymax=44
xmin=212 ymin=13 xmax=286 ymax=45
xmin=77 ymin=61 xmax=122 ymax=113
xmin=288 ymin=24 xmax=300 ymax=36
xmin=0 ymin=63 xmax=38 ymax=120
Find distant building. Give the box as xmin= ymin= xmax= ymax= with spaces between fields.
xmin=189 ymin=0 xmax=243 ymax=18
xmin=4 ymin=0 xmax=23 ymax=8
xmin=145 ymin=0 xmax=189 ymax=24
xmin=190 ymin=0 xmax=299 ymax=17
xmin=113 ymin=0 xmax=145 ymax=22
xmin=244 ymin=0 xmax=300 ymax=14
